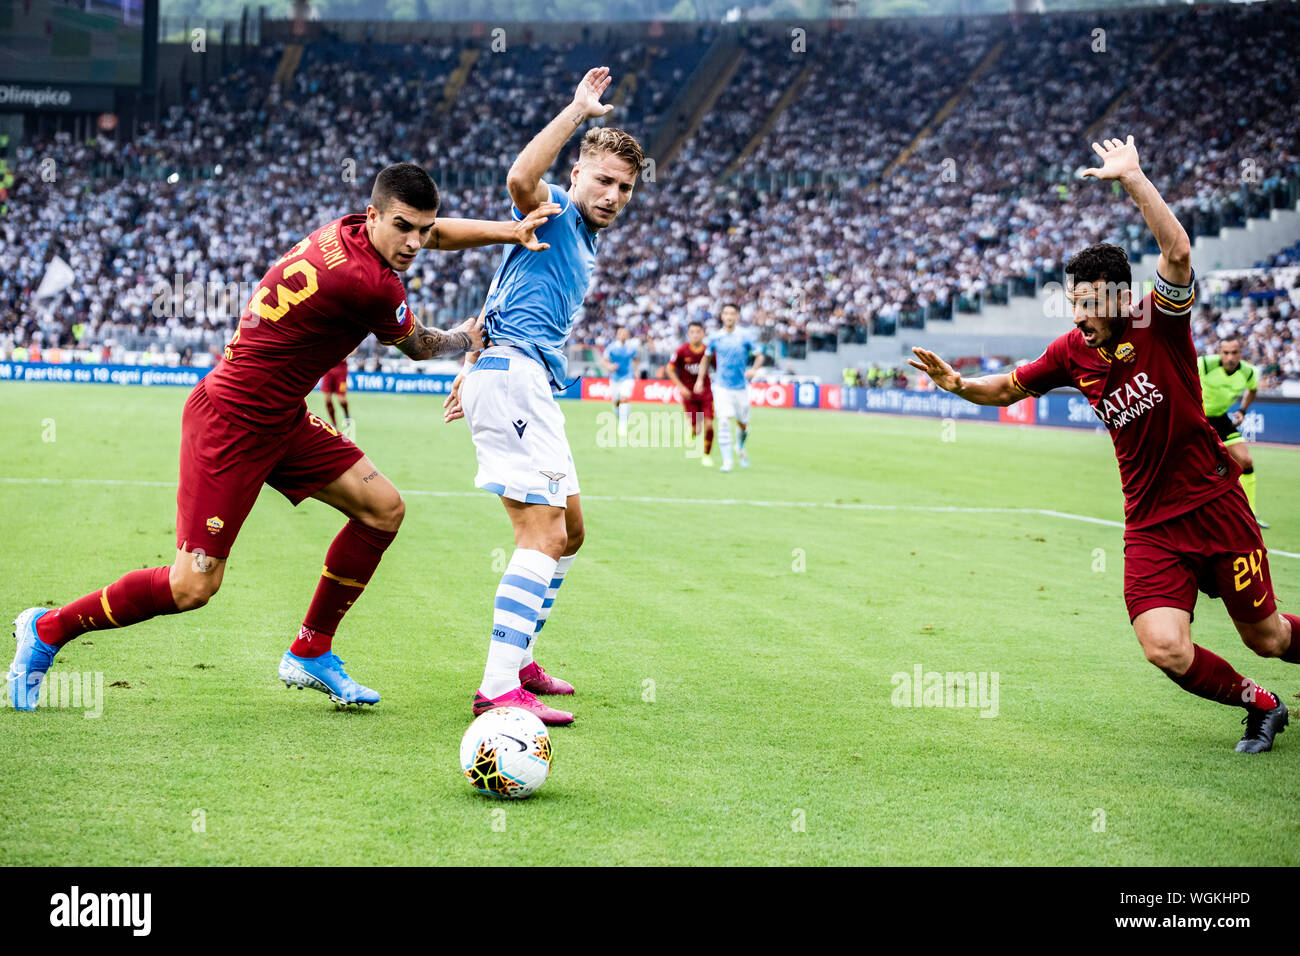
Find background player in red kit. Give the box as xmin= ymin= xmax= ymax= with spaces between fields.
xmin=666 ymin=320 xmax=715 ymax=466
xmin=909 ymin=136 xmax=1299 ymax=753
xmin=319 ymin=352 xmax=353 ymax=430
xmin=8 ymin=163 xmax=559 ymax=709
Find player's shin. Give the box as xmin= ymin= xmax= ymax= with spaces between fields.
xmin=292 ymin=519 xmax=397 ymax=657
xmin=718 ymin=419 xmax=733 ymax=467
xmin=481 ymin=549 xmax=557 ymax=698
xmin=524 ymin=554 xmax=575 ymax=666
xmin=1164 ymin=644 xmax=1278 ymax=710
xmin=36 ymin=567 xmax=180 ymax=647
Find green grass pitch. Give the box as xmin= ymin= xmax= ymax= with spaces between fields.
xmin=1 ymin=381 xmax=1298 ymax=866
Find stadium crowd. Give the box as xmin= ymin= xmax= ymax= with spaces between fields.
xmin=2 ymin=3 xmax=1299 ymax=382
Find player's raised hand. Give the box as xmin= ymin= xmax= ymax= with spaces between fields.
xmin=515 ymin=201 xmax=561 ymax=251
xmin=572 ymin=67 xmax=614 ymax=119
xmin=1081 ymin=135 xmax=1141 ymax=181
xmin=908 ymin=347 xmax=962 ymax=392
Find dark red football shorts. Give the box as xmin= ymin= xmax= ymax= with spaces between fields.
xmin=175 ymin=379 xmax=365 ymax=558
xmin=682 ymin=389 xmax=714 ymax=423
xmin=1123 ymin=484 xmax=1276 ymax=624
xmin=320 ymin=367 xmax=348 ymax=395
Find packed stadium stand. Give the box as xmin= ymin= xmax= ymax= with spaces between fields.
xmin=4 ymin=3 xmax=1299 ymax=384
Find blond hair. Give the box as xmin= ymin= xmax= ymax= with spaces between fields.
xmin=580 ymin=127 xmax=644 ymax=177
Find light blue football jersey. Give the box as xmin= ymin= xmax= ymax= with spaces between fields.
xmin=606 ymin=340 xmax=638 ymax=381
xmin=708 ymin=327 xmax=757 ymax=391
xmin=482 ymin=182 xmax=597 ymax=389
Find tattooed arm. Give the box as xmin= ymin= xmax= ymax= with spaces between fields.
xmin=395 ymin=312 xmax=484 ymax=362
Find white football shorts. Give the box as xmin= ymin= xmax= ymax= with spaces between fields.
xmin=461 ymin=345 xmax=580 ymax=507
xmin=611 ymin=377 xmax=636 ymax=402
xmin=712 ymin=385 xmax=751 ymax=425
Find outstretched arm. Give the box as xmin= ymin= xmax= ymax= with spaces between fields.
xmin=395 ymin=312 xmax=483 ymax=362
xmin=908 ymin=348 xmax=1021 ymax=407
xmin=506 ymin=66 xmax=614 ymax=216
xmin=1082 ymin=136 xmax=1192 ymax=286
xmin=424 ymin=203 xmax=561 ymax=251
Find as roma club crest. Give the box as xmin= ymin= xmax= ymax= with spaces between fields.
xmin=1115 ymin=342 xmax=1137 ymax=364
xmin=206 ymin=516 xmax=225 ymax=535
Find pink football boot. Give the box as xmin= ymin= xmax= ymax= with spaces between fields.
xmin=473 ymin=686 xmax=574 ymax=725
xmin=519 ymin=661 xmax=574 ymax=696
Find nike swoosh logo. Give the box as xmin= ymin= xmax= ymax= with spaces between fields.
xmin=1079 ymin=378 xmax=1100 ymax=387
xmin=1254 ymin=595 xmax=1267 ymax=607
xmin=498 ymin=735 xmax=528 ymax=752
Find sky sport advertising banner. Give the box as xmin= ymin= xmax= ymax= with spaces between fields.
xmin=582 ymin=377 xmax=810 ymax=408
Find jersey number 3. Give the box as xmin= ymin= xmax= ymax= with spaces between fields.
xmin=226 ymin=240 xmax=320 ymax=360
xmin=249 ymin=260 xmax=320 ymax=322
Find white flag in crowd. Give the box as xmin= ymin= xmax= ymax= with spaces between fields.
xmin=35 ymin=256 xmax=75 ymax=301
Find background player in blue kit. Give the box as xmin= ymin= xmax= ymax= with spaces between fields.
xmin=602 ymin=326 xmax=639 ymax=437
xmin=442 ymin=67 xmax=644 ymax=725
xmin=697 ymin=302 xmax=764 ymax=472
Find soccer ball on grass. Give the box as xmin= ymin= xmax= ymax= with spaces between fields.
xmin=459 ymin=707 xmax=552 ymax=799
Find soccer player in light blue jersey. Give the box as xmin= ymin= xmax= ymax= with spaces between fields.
xmin=697 ymin=303 xmax=764 ymax=472
xmin=602 ymin=326 xmax=639 ymax=436
xmin=443 ymin=67 xmax=643 ymax=725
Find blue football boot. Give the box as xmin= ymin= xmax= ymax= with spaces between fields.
xmin=278 ymin=650 xmax=379 ymax=706
xmin=8 ymin=608 xmax=57 ymax=711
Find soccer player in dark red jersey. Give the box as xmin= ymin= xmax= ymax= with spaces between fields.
xmin=909 ymin=136 xmax=1297 ymax=753
xmin=665 ymin=320 xmax=715 ymax=465
xmin=319 ymin=353 xmax=352 ymax=430
xmin=8 ymin=163 xmax=559 ymax=710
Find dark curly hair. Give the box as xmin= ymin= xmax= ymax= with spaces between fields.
xmin=1065 ymin=242 xmax=1131 ymax=290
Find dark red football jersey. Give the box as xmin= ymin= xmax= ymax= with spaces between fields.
xmin=672 ymin=342 xmax=712 ymax=389
xmin=205 ymin=214 xmax=414 ymax=432
xmin=1010 ymin=272 xmax=1238 ymax=530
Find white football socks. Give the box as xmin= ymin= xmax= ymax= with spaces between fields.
xmin=522 ymin=553 xmax=575 ymax=667
xmin=480 ymin=548 xmax=557 ymax=699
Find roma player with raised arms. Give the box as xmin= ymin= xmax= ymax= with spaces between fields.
xmin=8 ymin=163 xmax=557 ymax=710
xmin=909 ymin=137 xmax=1299 ymax=753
